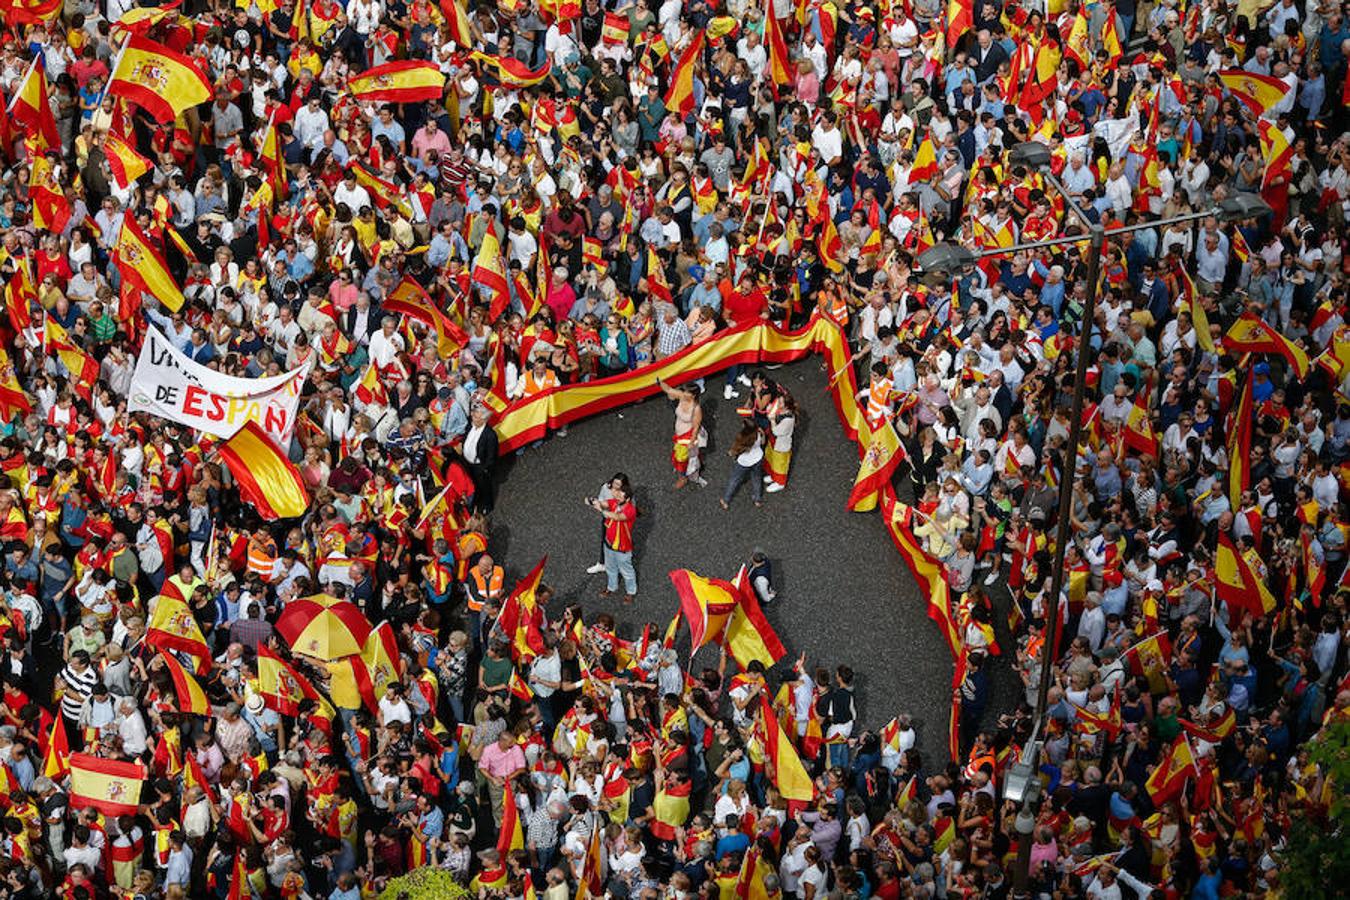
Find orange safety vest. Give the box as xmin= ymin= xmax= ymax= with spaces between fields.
xmin=246 ymin=539 xmax=277 ymax=581
xmin=521 ymin=369 xmax=559 ymax=398
xmin=465 ymin=565 xmax=504 ymax=612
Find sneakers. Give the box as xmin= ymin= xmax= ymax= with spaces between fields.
xmin=984 ymin=569 xmax=1000 ymax=586
xmin=693 ymin=476 xmax=709 ymax=487
xmin=724 ymin=384 xmax=739 ymax=400
xmin=763 ymin=475 xmax=773 ymax=484
xmin=586 ymin=562 xmax=606 ymax=575
xmin=737 ymin=373 xmax=752 ymax=387
xmin=765 ymin=482 xmax=784 ymax=493
xmin=558 ymin=427 xmax=569 ymax=437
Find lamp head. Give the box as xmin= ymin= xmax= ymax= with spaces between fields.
xmin=1008 ymin=141 xmax=1052 ymax=171
xmin=917 ymin=243 xmax=978 ymax=286
xmin=1217 ymin=192 xmax=1272 ymax=222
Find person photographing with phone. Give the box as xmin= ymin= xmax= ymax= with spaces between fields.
xmin=588 ymin=483 xmax=638 ymax=603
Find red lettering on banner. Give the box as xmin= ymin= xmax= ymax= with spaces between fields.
xmin=182 ymin=385 xmax=206 ymax=416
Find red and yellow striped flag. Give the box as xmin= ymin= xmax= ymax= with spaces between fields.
xmin=1257 ymin=119 xmax=1293 ymax=190
xmin=760 ymin=696 xmax=815 ymax=802
xmin=725 ymin=568 xmax=787 ymax=668
xmin=146 ymin=594 xmax=212 ymax=674
xmin=70 ymin=753 xmax=146 ymax=817
xmin=257 ymin=645 xmax=317 ymax=716
xmin=848 ymin=417 xmax=905 ymax=511
xmin=472 ymin=220 xmax=511 ymax=319
xmin=8 ymin=57 xmax=60 ymax=150
xmin=103 ymin=131 xmax=151 ymax=190
xmin=1218 ymin=69 xmax=1291 ymax=118
xmin=107 ymin=35 xmax=213 ymax=124
xmin=114 ymin=216 xmax=185 ymax=312
xmin=216 ymin=420 xmax=309 ymax=520
xmin=664 ymin=31 xmax=704 ymax=117
xmin=159 ymin=652 xmax=210 ymax=715
xmin=347 ymin=60 xmax=446 ymax=103
xmin=467 ymin=51 xmax=552 ymax=88
xmin=668 ymin=569 xmax=739 ymax=650
xmin=383 ymin=276 xmax=468 ymax=359
xmin=765 ymin=1 xmax=791 ymax=97
xmin=43 ymin=715 xmax=70 ymax=781
xmin=29 ymin=154 xmax=71 ymax=234
xmin=497 ymin=777 xmax=525 ymax=856
xmin=439 ymin=0 xmax=474 ymax=45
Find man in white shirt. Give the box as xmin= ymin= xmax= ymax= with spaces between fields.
xmin=368 ymin=316 xmax=406 ymax=370
xmin=293 ymin=95 xmax=330 ymax=152
xmin=333 ymin=171 xmax=373 ymax=213
xmin=116 ymin=697 xmax=148 ymax=757
xmin=811 ymin=112 xmax=844 ymax=167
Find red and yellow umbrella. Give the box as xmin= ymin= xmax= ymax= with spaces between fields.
xmin=275 ymin=595 xmax=372 ymax=660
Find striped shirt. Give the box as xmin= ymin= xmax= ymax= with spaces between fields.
xmin=59 ymin=663 xmax=98 ymax=721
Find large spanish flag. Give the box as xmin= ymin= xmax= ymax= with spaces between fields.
xmin=468 ymin=51 xmax=552 ymax=88
xmin=946 ymin=0 xmax=974 ymax=47
xmin=146 ymin=594 xmax=212 ymax=674
xmin=217 ymin=420 xmax=309 ymax=520
xmin=882 ymin=496 xmax=960 ymax=654
xmin=497 ymin=777 xmax=525 ymax=855
xmin=103 ymin=130 xmax=152 ymax=190
xmin=384 ymin=276 xmax=467 ymax=359
xmin=114 ymin=216 xmax=184 ymax=312
xmin=1145 ymin=735 xmax=1198 ymax=804
xmin=760 ymin=696 xmax=815 ymax=802
xmin=669 ymin=569 xmax=739 ymax=650
xmin=70 ymin=753 xmax=146 ymax=816
xmin=1218 ymin=69 xmax=1291 ymax=119
xmin=4 ymin=0 xmax=63 ymax=26
xmin=107 ymin=35 xmax=213 ymax=124
xmin=7 ymin=57 xmax=60 ymax=150
xmin=725 ymin=569 xmax=786 ymax=668
xmin=664 ymin=31 xmax=704 ymax=118
xmin=29 ymin=154 xmax=71 ymax=234
xmin=353 ymin=621 xmax=404 ymax=711
xmin=159 ymin=652 xmax=210 ymax=715
xmin=1225 ymin=313 xmax=1309 ymax=378
xmin=348 ymin=60 xmax=446 ymax=103
xmin=439 ymin=0 xmax=474 ymax=45
xmin=847 ymin=418 xmax=904 ymax=511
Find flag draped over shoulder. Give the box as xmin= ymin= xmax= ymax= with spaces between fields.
xmin=107 ymin=35 xmax=213 ymax=123
xmin=669 ymin=569 xmax=739 ymax=650
xmin=70 ymin=753 xmax=146 ymax=816
xmin=347 ymin=60 xmax=446 ymax=103
xmin=216 ymin=420 xmax=309 ymax=519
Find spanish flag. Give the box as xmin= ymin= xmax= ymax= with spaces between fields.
xmin=909 ymin=134 xmax=938 ymax=183
xmin=497 ymin=777 xmax=525 ymax=856
xmin=146 ymin=594 xmax=212 ymax=674
xmin=468 ymin=51 xmax=552 ymax=89
xmin=650 ymin=776 xmax=691 ymax=840
xmin=7 ymin=57 xmax=60 ymax=150
xmin=882 ymin=497 xmax=960 ymax=655
xmin=29 ymin=154 xmax=71 ymax=234
xmin=1181 ymin=268 xmax=1216 ymax=354
xmin=5 ymin=0 xmax=62 ymax=26
xmin=946 ymin=0 xmax=974 ymax=47
xmin=1227 ymin=372 xmax=1253 ymax=507
xmin=1063 ymin=8 xmax=1090 ymax=70
xmin=497 ymin=557 xmax=548 ymax=660
xmin=1256 ymin=119 xmax=1293 ymax=190
xmin=601 ymin=10 xmax=630 ymax=44
xmin=735 ymin=846 xmax=775 ymax=900
xmin=439 ymin=0 xmax=474 ymax=45
xmin=103 ymin=130 xmax=151 ymax=190
xmin=668 ymin=569 xmax=739 ymax=650
xmin=1145 ymin=735 xmax=1198 ymax=804
xmin=508 ymin=668 xmax=533 ymax=701
xmin=472 ymin=220 xmax=511 ymax=318
xmin=1225 ymin=313 xmax=1309 ymax=378
xmin=52 ymin=337 xmax=100 ymax=401
xmin=577 ymin=824 xmax=604 ymax=899
xmin=348 ymin=60 xmax=446 ymax=104
xmin=1121 ymin=392 xmax=1158 ymax=457
xmin=353 ymin=621 xmax=404 ymax=710
xmin=664 ymin=31 xmax=704 ymax=118
xmin=725 ymin=569 xmax=786 ymax=669
xmin=816 ymin=212 xmax=846 ymax=273
xmin=1101 ymin=13 xmax=1123 ymax=66
xmin=114 ymin=214 xmax=185 ymax=312
xmin=258 ymin=114 xmax=287 ymax=199
xmin=43 ymin=716 xmax=70 ymax=781
xmin=257 ymin=645 xmax=317 ymax=716
xmin=107 ymin=35 xmax=213 ymax=124
xmin=159 ymin=652 xmax=210 ymax=715
xmin=216 ymin=420 xmax=309 ymax=520
xmin=848 ymin=417 xmax=905 ymax=511
xmin=1180 ymin=708 xmax=1237 ymax=744
xmin=353 ymin=360 xmax=387 ymax=407
xmin=1218 ymin=69 xmax=1291 ymax=118
xmin=384 ymin=276 xmax=468 ymax=359
xmin=760 ymin=696 xmax=814 ymax=802
xmin=1215 ymin=533 xmax=1277 ymax=619
xmin=349 ymin=162 xmax=413 ymax=216
xmin=70 ymin=753 xmax=146 ymax=817
xmin=765 ymin=1 xmax=791 ymax=98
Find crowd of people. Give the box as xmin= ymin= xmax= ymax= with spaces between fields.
xmin=0 ymin=0 xmax=1348 ymax=897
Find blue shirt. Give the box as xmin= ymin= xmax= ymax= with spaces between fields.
xmin=370 ymin=119 xmax=406 ymax=148
xmin=715 ymin=832 xmax=751 ymax=860
xmin=417 ymin=805 xmax=445 ymax=841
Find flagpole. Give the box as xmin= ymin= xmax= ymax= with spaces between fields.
xmin=3 ymin=55 xmax=39 ymax=117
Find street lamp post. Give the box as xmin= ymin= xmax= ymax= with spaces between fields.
xmin=917 ymin=146 xmax=1270 ymax=889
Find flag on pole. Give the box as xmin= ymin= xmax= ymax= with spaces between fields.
xmin=467 ymin=51 xmax=553 ymax=88
xmin=103 ymin=130 xmax=153 ymax=190
xmin=114 ymin=216 xmax=185 ymax=312
xmin=216 ymin=420 xmax=310 ymax=520
xmin=760 ymin=696 xmax=815 ymax=802
xmin=1227 ymin=372 xmax=1253 ymax=507
xmin=945 ymin=0 xmax=973 ymax=47
xmin=256 ymin=645 xmax=318 ymax=715
xmin=1145 ymin=735 xmax=1198 ymax=803
xmin=28 ymin=154 xmax=71 ymax=234
xmin=383 ymin=276 xmax=468 ymax=359
xmin=725 ymin=569 xmax=787 ymax=668
xmin=1224 ymin=313 xmax=1309 ymax=378
xmin=665 ymin=31 xmax=705 ymax=117
xmin=1256 ymin=119 xmax=1293 ymax=190
xmin=159 ymin=652 xmax=210 ymax=714
xmin=765 ymin=1 xmax=791 ymax=97
xmin=43 ymin=716 xmax=70 ymax=781
xmin=107 ymin=35 xmax=213 ymax=123
xmin=669 ymin=569 xmax=739 ymax=650
xmin=146 ymin=594 xmax=212 ymax=674
xmin=472 ymin=220 xmax=512 ymax=319
xmin=440 ymin=0 xmax=474 ymax=45
xmin=1215 ymin=533 xmax=1278 ymax=619
xmin=7 ymin=57 xmax=60 ymax=150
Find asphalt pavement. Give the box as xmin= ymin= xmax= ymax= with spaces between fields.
xmin=491 ymin=358 xmax=1018 ymax=765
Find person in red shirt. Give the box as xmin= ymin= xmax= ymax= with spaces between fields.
xmin=590 ymin=484 xmax=637 ymax=602
xmin=719 ymin=270 xmax=769 ymax=399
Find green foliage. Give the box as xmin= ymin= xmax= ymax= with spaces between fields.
xmin=377 ymin=867 xmax=474 ymax=900
xmin=1276 ymin=720 xmax=1350 ymax=900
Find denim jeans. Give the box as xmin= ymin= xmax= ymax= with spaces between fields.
xmin=604 ymin=546 xmax=638 ymax=594
xmin=723 ymin=460 xmax=763 ymax=504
